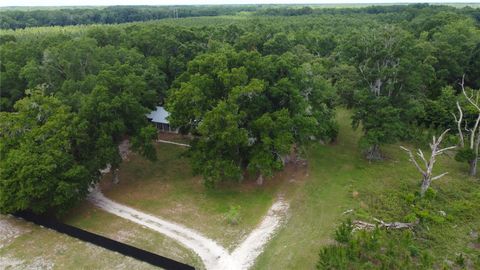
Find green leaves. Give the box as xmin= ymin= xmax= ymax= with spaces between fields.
xmin=131 ymin=126 xmax=158 ymax=162
xmin=352 ymin=92 xmax=404 ymax=153
xmin=167 ymin=48 xmax=336 ymax=185
xmin=0 ymin=39 xmax=160 ymax=214
xmin=455 ymin=148 xmax=476 ymax=163
xmin=432 ymin=18 xmax=480 ymax=84
xmin=191 ymin=101 xmax=248 ymax=185
xmin=0 ymin=89 xmax=90 ymax=214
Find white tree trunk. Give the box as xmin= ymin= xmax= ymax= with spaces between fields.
xmin=112 ymin=168 xmax=120 ymax=184
xmin=256 ymin=174 xmax=264 ymax=186
xmin=457 ymin=75 xmax=480 ymax=178
xmin=420 ymin=176 xmax=431 ymax=197
xmin=469 ymin=158 xmax=478 ymax=177
xmin=366 ymin=144 xmax=382 ymax=161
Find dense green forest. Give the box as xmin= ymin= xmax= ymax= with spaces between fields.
xmin=1 ymin=3 xmax=479 ymax=29
xmin=0 ymin=5 xmax=259 ymax=29
xmin=1 ymin=4 xmax=480 ymax=269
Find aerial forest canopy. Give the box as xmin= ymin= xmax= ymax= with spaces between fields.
xmin=0 ymin=4 xmax=479 ymax=217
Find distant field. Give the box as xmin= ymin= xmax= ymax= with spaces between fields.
xmin=2 ymin=2 xmax=478 ymax=35
xmin=0 ymin=6 xmax=107 ymax=10
xmin=1 ymin=3 xmax=479 ymax=10
xmin=0 ymin=15 xmax=248 ymax=37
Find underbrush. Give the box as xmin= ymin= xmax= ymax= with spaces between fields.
xmin=318 ymin=223 xmax=434 ymax=269
xmin=318 ymin=179 xmax=480 ymax=269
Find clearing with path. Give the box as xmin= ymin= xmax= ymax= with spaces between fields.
xmin=88 ymin=188 xmax=289 ymax=270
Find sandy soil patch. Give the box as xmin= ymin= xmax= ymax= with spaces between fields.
xmin=0 ymin=256 xmax=54 ymax=270
xmin=0 ymin=216 xmax=28 ymax=249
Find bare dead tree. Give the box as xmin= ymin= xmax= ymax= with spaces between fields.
xmin=453 ymin=75 xmax=480 ymax=176
xmin=401 ymin=129 xmax=455 ymax=197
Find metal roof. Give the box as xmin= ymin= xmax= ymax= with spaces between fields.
xmin=147 ymin=106 xmax=170 ymax=124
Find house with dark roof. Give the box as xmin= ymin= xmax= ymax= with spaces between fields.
xmin=146 ymin=106 xmax=178 ymax=133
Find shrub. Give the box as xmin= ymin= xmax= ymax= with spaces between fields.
xmin=455 ymin=148 xmax=476 ymax=163
xmin=317 ymin=225 xmax=432 ymax=269
xmin=224 ymin=205 xmax=241 ymax=225
xmin=334 ymin=219 xmax=353 ymax=244
xmin=455 ymin=253 xmax=465 ymax=267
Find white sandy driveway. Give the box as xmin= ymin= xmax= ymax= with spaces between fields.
xmin=88 ymin=188 xmax=288 ymax=270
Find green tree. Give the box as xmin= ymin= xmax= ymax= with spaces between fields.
xmin=190 ymin=101 xmax=248 ymax=186
xmin=167 ymin=48 xmax=336 ymax=186
xmin=263 ymin=32 xmax=293 ymax=55
xmin=340 ymin=25 xmax=431 ymax=159
xmin=432 ymin=18 xmax=480 ymax=85
xmin=0 ymin=89 xmax=91 ymax=214
xmin=352 ymin=93 xmax=404 ymax=160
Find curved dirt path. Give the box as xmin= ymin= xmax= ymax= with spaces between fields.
xmin=231 ymin=199 xmax=288 ymax=270
xmin=88 ymin=188 xmax=288 ymax=270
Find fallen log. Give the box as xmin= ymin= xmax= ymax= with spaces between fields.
xmin=353 ymin=218 xmax=418 ymax=231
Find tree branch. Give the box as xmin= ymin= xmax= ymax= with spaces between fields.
xmin=431 ymin=172 xmax=448 ymax=181
xmin=453 ymin=101 xmax=464 ymax=147
xmin=400 ymin=146 xmax=425 ymax=175
xmin=460 ymin=75 xmax=480 ymax=112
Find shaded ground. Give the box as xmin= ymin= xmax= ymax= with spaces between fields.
xmin=156 ymin=132 xmax=193 ymax=144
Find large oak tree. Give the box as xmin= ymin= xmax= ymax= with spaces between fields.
xmin=166 ymin=48 xmax=337 ymax=185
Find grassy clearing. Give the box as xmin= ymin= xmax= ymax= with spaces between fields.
xmin=254 ymin=108 xmax=480 ymax=269
xmin=99 ymin=139 xmax=305 ymax=250
xmin=101 ymin=108 xmax=479 ymax=269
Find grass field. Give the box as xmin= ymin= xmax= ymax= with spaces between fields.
xmin=254 ymin=109 xmax=480 ymax=269
xmin=1 ymin=108 xmax=479 ymax=269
